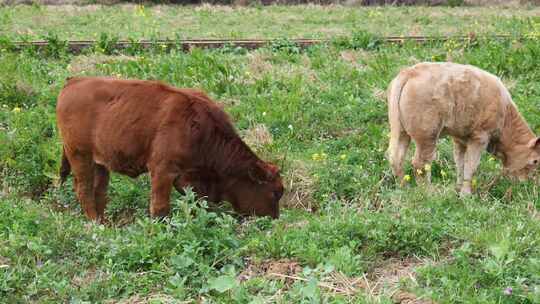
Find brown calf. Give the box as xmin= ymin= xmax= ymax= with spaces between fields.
xmin=57 ymin=77 xmax=284 ymax=222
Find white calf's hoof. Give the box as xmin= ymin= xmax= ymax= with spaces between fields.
xmin=459 ymin=188 xmax=472 ymax=197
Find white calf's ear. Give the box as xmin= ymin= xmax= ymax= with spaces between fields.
xmin=527 ymin=137 xmax=540 ymax=150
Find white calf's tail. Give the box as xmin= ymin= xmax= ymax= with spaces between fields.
xmin=387 ymin=71 xmax=409 ymax=131
xmin=386 ymin=70 xmax=411 ymax=178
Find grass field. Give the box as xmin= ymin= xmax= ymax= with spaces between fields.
xmin=1 ymin=4 xmax=540 ymax=304
xmin=2 ymin=4 xmax=540 ymax=40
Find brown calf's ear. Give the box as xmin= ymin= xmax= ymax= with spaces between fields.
xmin=248 ymin=161 xmax=276 ymax=184
xmin=528 ymin=137 xmax=540 ymax=151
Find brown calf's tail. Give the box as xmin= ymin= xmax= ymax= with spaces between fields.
xmin=59 ymin=147 xmax=71 ymax=185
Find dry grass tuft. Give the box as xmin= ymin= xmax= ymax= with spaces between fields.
xmin=372 ymin=87 xmax=387 ymax=102
xmin=15 ymin=80 xmax=35 ymax=96
xmin=68 ymin=55 xmax=137 ymax=75
xmin=194 ymin=3 xmax=234 ymax=12
xmin=366 ymin=257 xmax=424 ymax=294
xmin=501 ymin=78 xmax=517 ymax=91
xmin=246 ymin=52 xmax=273 ymax=80
xmin=361 ymin=256 xmax=440 ymax=302
xmin=340 ymin=50 xmax=368 ymax=70
xmin=241 ymin=125 xmax=316 ymax=212
xmin=241 ymin=124 xmax=273 ymax=149
xmin=245 ymin=52 xmax=317 ymax=84
xmin=281 ymin=160 xmax=317 ymax=211
xmin=107 ymin=293 xmax=183 ymax=304
xmin=242 ymin=258 xmax=369 ymax=297
xmin=528 ymin=202 xmax=540 ymax=220
xmin=219 ymin=97 xmax=241 ymax=107
xmin=0 ymin=256 xmax=10 ymax=269
xmin=238 ymin=258 xmax=302 ymax=283
xmin=392 ymin=291 xmax=435 ymax=303
xmin=71 ymin=268 xmax=104 ymax=288
xmin=237 ymin=256 xmax=439 ymax=301
xmin=465 ymin=0 xmax=527 ymax=6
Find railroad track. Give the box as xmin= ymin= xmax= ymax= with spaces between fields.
xmin=7 ymin=35 xmax=516 ymax=53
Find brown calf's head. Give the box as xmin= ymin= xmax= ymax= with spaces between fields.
xmin=222 ymin=161 xmax=284 ymax=219
xmin=174 ymin=161 xmax=284 ymax=219
xmin=503 ymin=137 xmax=540 ymax=181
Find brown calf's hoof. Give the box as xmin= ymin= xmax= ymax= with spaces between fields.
xmin=150 ymin=207 xmax=171 ymax=219
xmin=98 ymin=216 xmax=110 ymax=226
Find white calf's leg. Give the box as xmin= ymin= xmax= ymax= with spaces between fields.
xmin=453 ymin=139 xmax=466 ymax=192
xmin=411 ymin=138 xmax=437 ymax=185
xmin=461 ymin=136 xmax=488 ymax=195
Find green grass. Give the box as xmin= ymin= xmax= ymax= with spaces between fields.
xmin=1 ymin=4 xmax=540 ymax=40
xmin=2 ymin=5 xmax=540 ymax=303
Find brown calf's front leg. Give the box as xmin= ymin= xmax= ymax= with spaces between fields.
xmin=460 ymin=135 xmax=489 ymax=196
xmin=149 ymin=169 xmax=176 ymax=218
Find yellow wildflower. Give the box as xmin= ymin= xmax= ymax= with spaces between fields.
xmin=12 ymin=107 xmax=21 ymax=113
xmin=340 ymin=154 xmax=347 ymax=160
xmin=416 ymin=168 xmax=423 ymax=175
xmin=403 ymin=175 xmax=411 ymax=182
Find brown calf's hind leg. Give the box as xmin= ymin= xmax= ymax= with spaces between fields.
xmin=149 ymin=169 xmax=176 ymax=218
xmin=461 ymin=135 xmax=489 ymax=196
xmin=411 ymin=138 xmax=437 ymax=185
xmin=70 ymin=157 xmax=98 ymax=221
xmin=94 ymin=165 xmax=110 ymax=224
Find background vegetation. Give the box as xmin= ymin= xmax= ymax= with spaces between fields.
xmin=1 ymin=4 xmax=540 ymax=303
xmin=2 ymin=5 xmax=540 ymax=39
